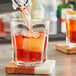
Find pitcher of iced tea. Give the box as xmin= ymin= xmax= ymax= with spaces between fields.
xmin=66 ymin=11 xmax=76 ymax=47
xmin=10 ymin=12 xmax=49 ymax=66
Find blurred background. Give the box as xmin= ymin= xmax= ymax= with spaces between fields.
xmin=0 ymin=0 xmax=76 ymax=43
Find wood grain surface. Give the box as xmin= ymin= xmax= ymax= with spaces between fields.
xmin=6 ymin=61 xmax=35 ymax=74
xmin=56 ymin=44 xmax=76 ymax=54
xmin=0 ymin=41 xmax=76 ymax=76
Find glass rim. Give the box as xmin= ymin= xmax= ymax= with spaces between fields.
xmin=10 ymin=18 xmax=50 ymax=22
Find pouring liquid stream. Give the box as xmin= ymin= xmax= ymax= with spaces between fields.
xmin=19 ymin=6 xmax=32 ymax=32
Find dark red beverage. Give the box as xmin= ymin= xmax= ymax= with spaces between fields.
xmin=66 ymin=20 xmax=76 ymax=43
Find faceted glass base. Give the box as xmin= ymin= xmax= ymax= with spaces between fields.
xmin=15 ymin=61 xmax=43 ymax=66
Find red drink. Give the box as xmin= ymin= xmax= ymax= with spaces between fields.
xmin=66 ymin=20 xmax=76 ymax=43
xmin=13 ymin=31 xmax=46 ymax=62
xmin=11 ymin=0 xmax=49 ymax=66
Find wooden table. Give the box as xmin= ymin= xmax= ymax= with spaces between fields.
xmin=0 ymin=41 xmax=76 ymax=76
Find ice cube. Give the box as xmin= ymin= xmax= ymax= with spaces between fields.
xmin=32 ymin=24 xmax=45 ymax=33
xmin=21 ymin=30 xmax=40 ymax=38
xmin=33 ymin=24 xmax=45 ymax=29
xmin=21 ymin=30 xmax=32 ymax=37
xmin=17 ymin=24 xmax=29 ymax=30
xmin=32 ymin=31 xmax=40 ymax=38
xmin=21 ymin=30 xmax=27 ymax=36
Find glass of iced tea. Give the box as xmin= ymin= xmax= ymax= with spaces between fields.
xmin=66 ymin=11 xmax=76 ymax=47
xmin=10 ymin=12 xmax=49 ymax=66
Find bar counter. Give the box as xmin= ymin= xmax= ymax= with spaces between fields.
xmin=0 ymin=41 xmax=76 ymax=76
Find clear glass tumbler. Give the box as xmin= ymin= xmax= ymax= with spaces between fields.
xmin=66 ymin=11 xmax=76 ymax=47
xmin=11 ymin=12 xmax=49 ymax=66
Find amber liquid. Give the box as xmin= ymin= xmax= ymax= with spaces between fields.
xmin=66 ymin=20 xmax=76 ymax=43
xmin=13 ymin=31 xmax=46 ymax=62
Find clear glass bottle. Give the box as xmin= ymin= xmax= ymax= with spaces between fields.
xmin=31 ymin=0 xmax=45 ymax=20
xmin=57 ymin=0 xmax=74 ymax=33
xmin=50 ymin=11 xmax=57 ymax=34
